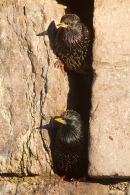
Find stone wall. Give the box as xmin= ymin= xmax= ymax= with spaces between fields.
xmin=0 ymin=0 xmax=67 ymax=176
xmin=1 ymin=0 xmax=130 ymax=194
xmin=89 ymin=0 xmax=130 ymax=177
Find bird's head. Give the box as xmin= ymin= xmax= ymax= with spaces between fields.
xmin=55 ymin=110 xmax=83 ymax=143
xmin=57 ymin=14 xmax=82 ymax=39
xmin=55 ymin=110 xmax=81 ymax=127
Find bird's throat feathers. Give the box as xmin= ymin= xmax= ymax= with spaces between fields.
xmin=62 ymin=29 xmax=83 ymax=45
xmin=60 ymin=28 xmax=83 ymax=45
xmin=58 ymin=123 xmax=83 ymax=144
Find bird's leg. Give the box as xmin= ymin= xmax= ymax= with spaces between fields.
xmin=70 ymin=177 xmax=86 ymax=187
xmin=59 ymin=175 xmax=66 ymax=182
xmin=54 ymin=59 xmax=65 ymax=74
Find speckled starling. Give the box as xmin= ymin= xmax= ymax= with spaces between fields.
xmin=54 ymin=110 xmax=85 ymax=181
xmin=54 ymin=14 xmax=91 ymax=74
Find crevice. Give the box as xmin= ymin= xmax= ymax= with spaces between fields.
xmin=51 ymin=0 xmax=94 ymax=178
xmin=39 ymin=87 xmax=53 ymax=169
xmin=55 ymin=0 xmax=94 ymax=123
xmin=20 ymin=133 xmax=35 ymax=176
xmin=41 ymin=3 xmax=51 ymax=66
xmin=22 ymin=66 xmax=36 ymax=176
xmin=23 ymin=6 xmax=26 ymax=16
xmin=56 ymin=0 xmax=94 ymax=29
xmin=39 ymin=128 xmax=53 ymax=168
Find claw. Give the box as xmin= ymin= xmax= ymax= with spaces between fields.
xmin=70 ymin=177 xmax=86 ymax=187
xmin=54 ymin=59 xmax=65 ymax=74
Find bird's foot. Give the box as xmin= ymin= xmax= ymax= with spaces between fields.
xmin=54 ymin=59 xmax=65 ymax=74
xmin=70 ymin=177 xmax=86 ymax=187
xmin=59 ymin=175 xmax=66 ymax=182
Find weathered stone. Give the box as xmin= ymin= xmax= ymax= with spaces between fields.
xmin=0 ymin=176 xmax=110 ymax=195
xmin=0 ymin=176 xmax=130 ymax=195
xmin=0 ymin=181 xmax=16 ymax=195
xmin=0 ymin=0 xmax=67 ymax=176
xmin=89 ymin=0 xmax=130 ymax=177
xmin=126 ymin=182 xmax=130 ymax=195
xmin=93 ymin=0 xmax=130 ymax=66
xmin=109 ymin=182 xmax=128 ymax=195
xmin=1 ymin=0 xmax=130 ymax=194
xmin=42 ymin=182 xmax=109 ymax=195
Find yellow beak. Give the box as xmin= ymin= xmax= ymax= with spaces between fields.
xmin=57 ymin=22 xmax=68 ymax=28
xmin=55 ymin=117 xmax=67 ymax=124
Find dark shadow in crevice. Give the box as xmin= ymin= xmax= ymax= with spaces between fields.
xmin=0 ymin=173 xmax=39 ymax=177
xmin=66 ymin=71 xmax=92 ymax=125
xmin=66 ymin=68 xmax=93 ymax=178
xmin=56 ymin=0 xmax=94 ymax=30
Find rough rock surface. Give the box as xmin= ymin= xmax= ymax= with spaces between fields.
xmin=89 ymin=0 xmax=130 ymax=177
xmin=0 ymin=175 xmax=130 ymax=195
xmin=0 ymin=176 xmax=110 ymax=195
xmin=1 ymin=0 xmax=130 ymax=194
xmin=0 ymin=0 xmax=67 ymax=176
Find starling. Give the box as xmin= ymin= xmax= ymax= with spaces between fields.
xmin=54 ymin=110 xmax=85 ymax=181
xmin=54 ymin=14 xmax=91 ymax=74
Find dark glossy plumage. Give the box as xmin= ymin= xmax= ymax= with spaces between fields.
xmin=54 ymin=14 xmax=91 ymax=74
xmin=54 ymin=110 xmax=85 ymax=179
